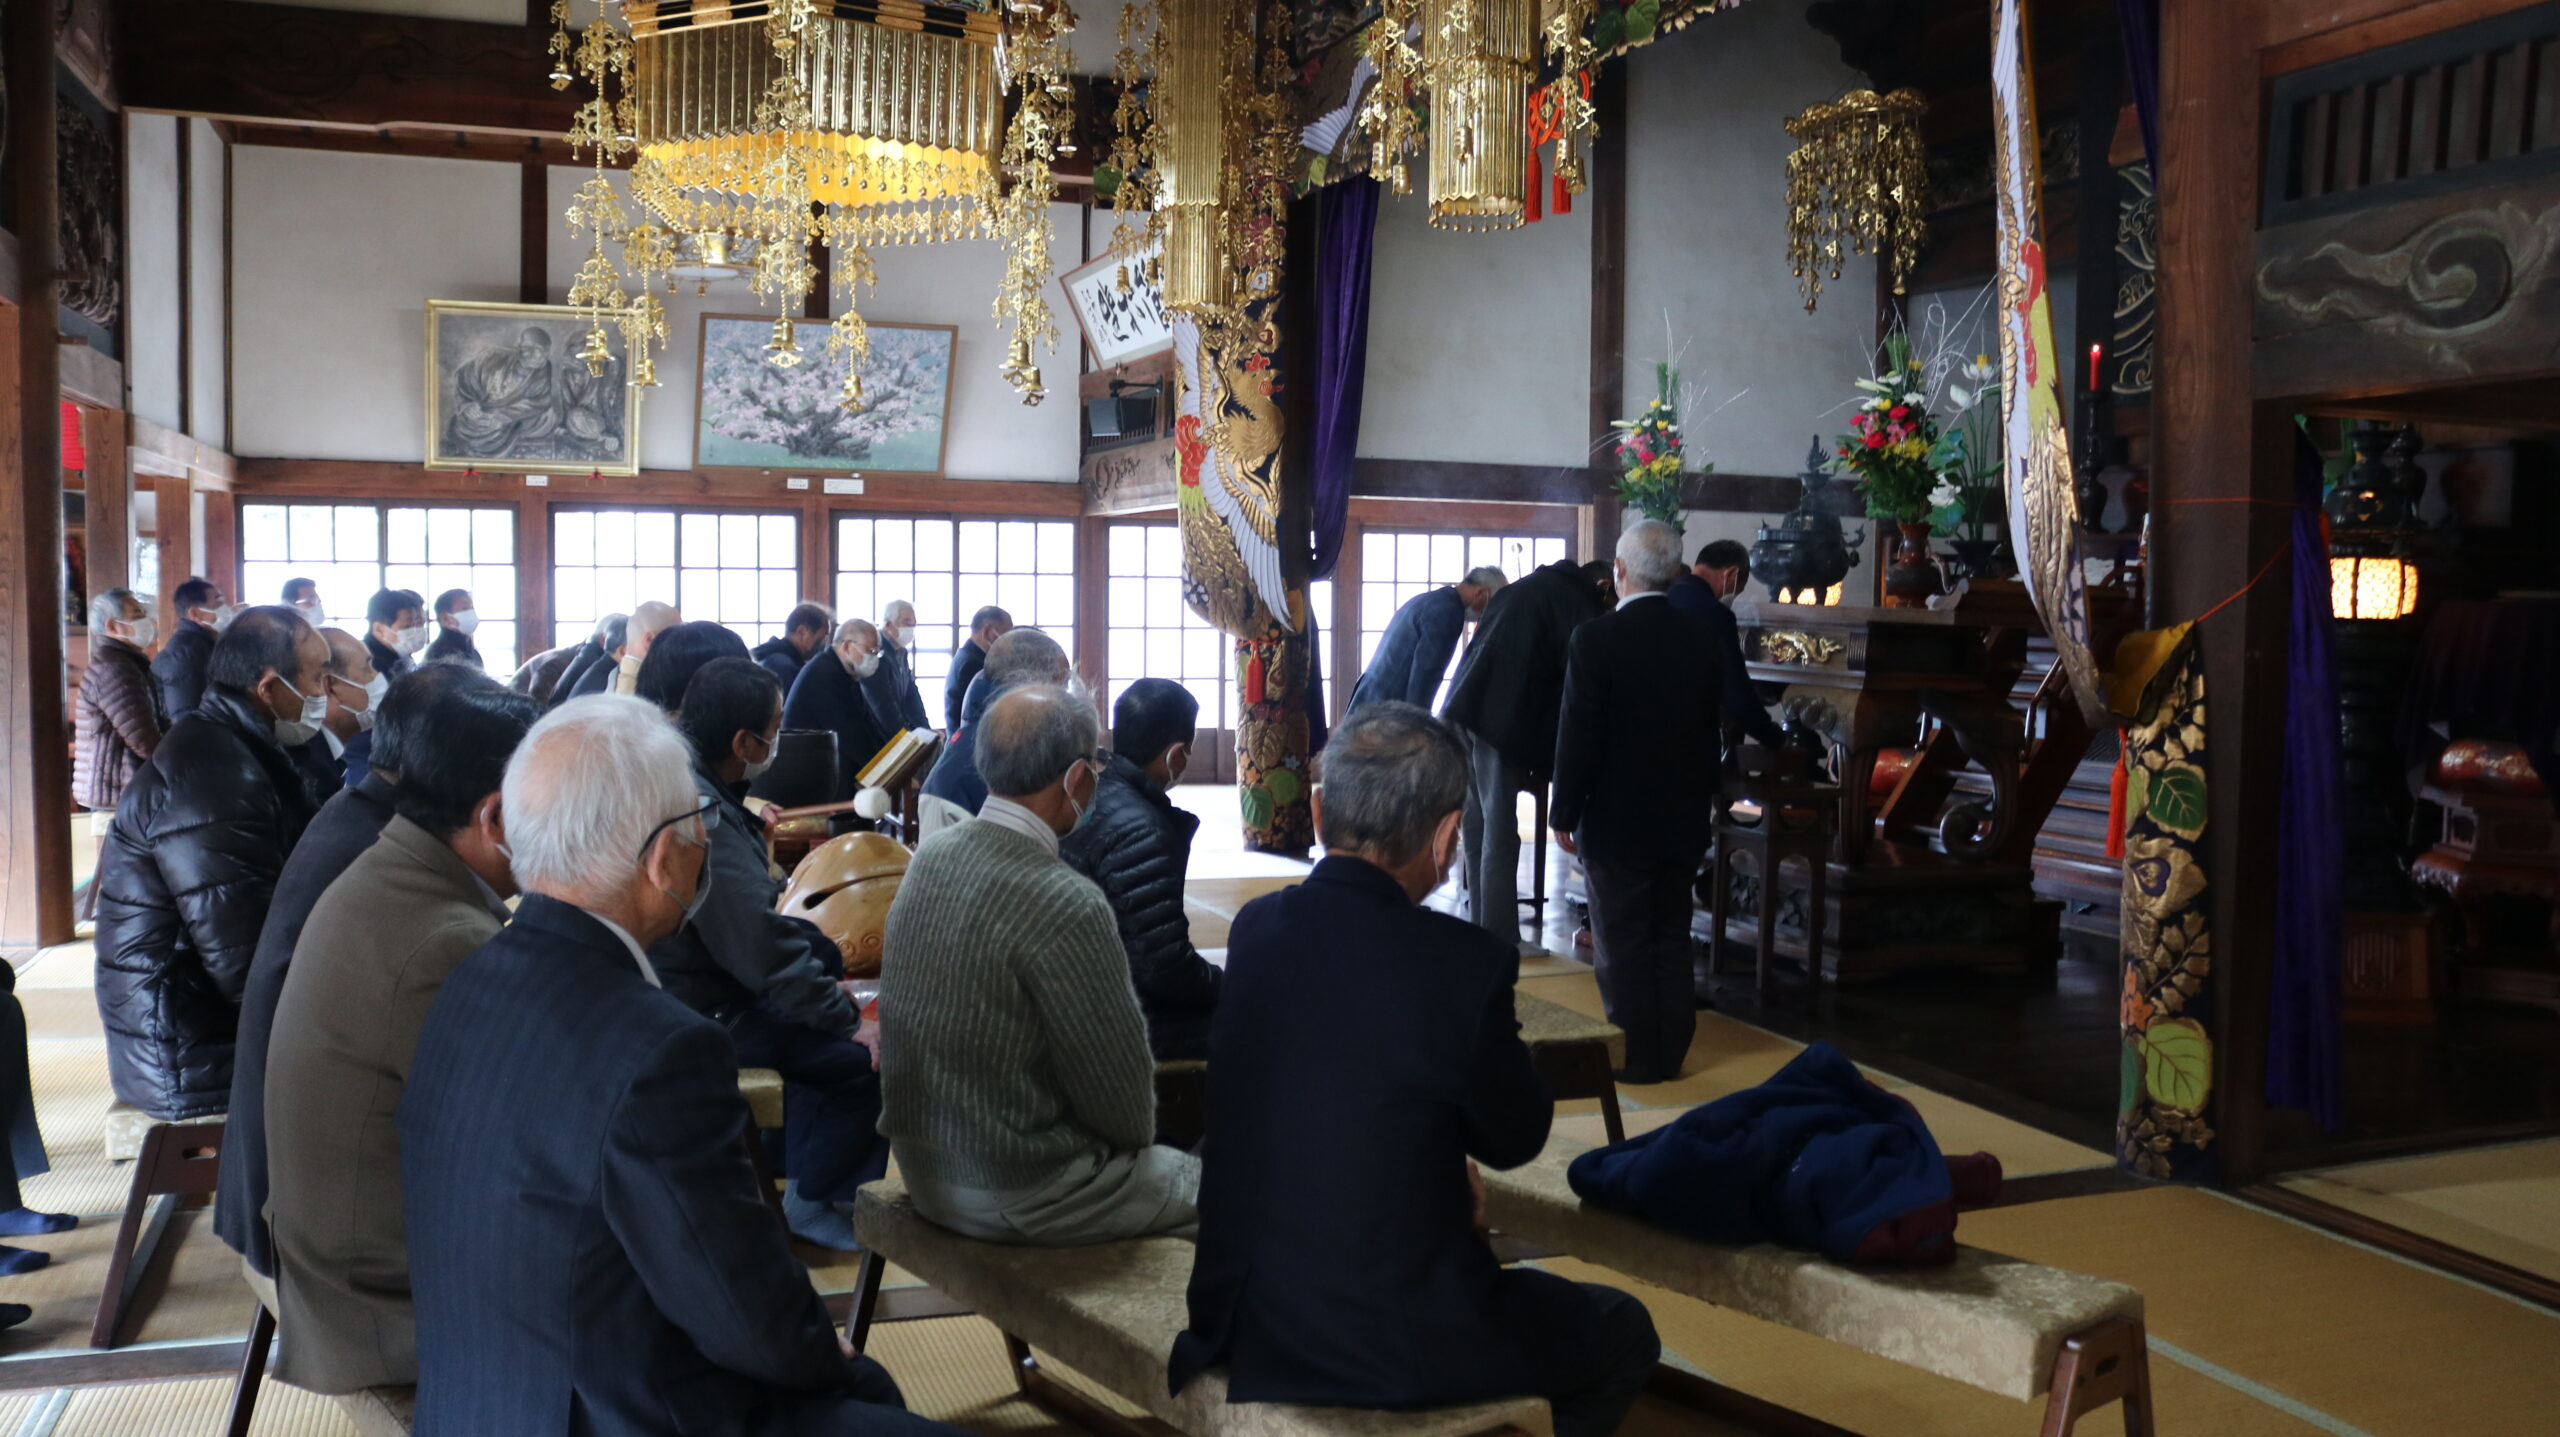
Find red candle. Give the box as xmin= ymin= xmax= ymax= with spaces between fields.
xmin=2088 ymin=343 xmax=2103 ymax=394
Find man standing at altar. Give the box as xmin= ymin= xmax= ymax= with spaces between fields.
xmin=1551 ymin=521 xmax=1724 ymax=1084
xmin=1667 ymin=539 xmax=1784 ymax=751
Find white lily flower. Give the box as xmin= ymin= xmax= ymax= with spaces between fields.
xmin=1929 ymin=480 xmax=1961 ymax=508
xmin=1902 ymin=390 xmax=1928 ymax=405
xmin=1948 ymin=383 xmax=1971 ymax=410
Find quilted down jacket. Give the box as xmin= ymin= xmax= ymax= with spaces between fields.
xmin=1060 ymin=752 xmax=1222 ymax=1060
xmin=74 ymin=637 xmax=167 ymax=810
xmin=93 ymin=687 xmax=319 ymax=1120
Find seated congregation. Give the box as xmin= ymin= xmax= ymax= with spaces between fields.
xmin=71 ymin=526 xmax=2055 ymax=1437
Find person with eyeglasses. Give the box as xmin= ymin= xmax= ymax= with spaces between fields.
xmin=879 ymin=684 xmax=1200 ymax=1246
xmin=96 ymin=607 xmax=328 ymax=1127
xmin=399 ymin=694 xmax=957 ymax=1437
xmin=649 ymin=658 xmax=888 ymax=1252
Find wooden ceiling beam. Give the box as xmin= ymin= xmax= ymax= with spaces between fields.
xmin=229 ymin=124 xmax=604 ymax=169
xmin=118 ymin=0 xmax=575 ymax=138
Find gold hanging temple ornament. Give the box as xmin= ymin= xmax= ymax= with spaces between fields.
xmin=554 ymin=0 xmax=1068 ymax=406
xmin=1783 ymin=87 xmax=1929 ymax=313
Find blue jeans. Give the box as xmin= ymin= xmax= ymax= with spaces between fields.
xmin=729 ymin=1007 xmax=888 ymax=1204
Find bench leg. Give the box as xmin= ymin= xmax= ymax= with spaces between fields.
xmin=1001 ymin=1332 xmax=1168 ymax=1437
xmin=224 ymin=1299 xmax=277 ymax=1437
xmin=2039 ymin=1318 xmax=2155 ymax=1437
xmin=845 ymin=1249 xmax=887 ymax=1355
xmin=93 ymin=1120 xmax=224 ymax=1350
xmin=739 ymin=1126 xmax=786 ymax=1221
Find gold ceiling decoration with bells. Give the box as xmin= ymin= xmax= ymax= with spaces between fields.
xmin=1782 ymin=87 xmax=1929 ymax=313
xmin=1352 ymin=0 xmax=1596 ymax=229
xmin=549 ymin=0 xmax=1072 ymax=408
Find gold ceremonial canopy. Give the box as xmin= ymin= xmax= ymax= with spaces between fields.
xmin=551 ymin=0 xmax=1068 ymax=406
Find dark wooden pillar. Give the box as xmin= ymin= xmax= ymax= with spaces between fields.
xmin=518 ymin=492 xmax=551 ymax=667
xmin=1586 ymin=67 xmax=1630 ymax=554
xmin=203 ymin=490 xmax=238 ymax=599
xmin=2154 ymin=0 xmax=2287 ymax=1182
xmin=520 ymin=160 xmax=548 ymax=306
xmin=153 ymin=475 xmax=194 ymax=636
xmin=1 ymin=0 xmax=73 ymax=947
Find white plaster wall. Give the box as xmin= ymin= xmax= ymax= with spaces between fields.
xmin=233 ymin=148 xmax=519 ymax=460
xmin=124 ymin=115 xmax=182 ymax=433
xmin=188 ymin=120 xmax=231 ymax=450
xmin=1623 ymin=1 xmax=1879 ymax=480
xmin=544 ymin=168 xmax=1081 ymax=479
xmin=1358 ymin=182 xmax=1593 ymax=468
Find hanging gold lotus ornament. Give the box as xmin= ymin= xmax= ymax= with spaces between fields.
xmin=552 ymin=0 xmax=1070 ymax=403
xmin=1784 ymin=88 xmax=1929 ymax=312
xmin=1422 ymin=0 xmax=1533 ymax=228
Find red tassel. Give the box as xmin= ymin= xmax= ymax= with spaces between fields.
xmin=2105 ymin=745 xmax=2129 ymax=859
xmin=1553 ymin=172 xmax=1572 ymax=215
xmin=1524 ymin=148 xmax=1544 ymax=223
xmin=1244 ymin=653 xmax=1266 ymax=707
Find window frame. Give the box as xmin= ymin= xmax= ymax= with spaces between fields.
xmin=828 ymin=509 xmax=1082 ymax=700
xmin=547 ymin=501 xmax=808 ymax=652
xmin=235 ymin=496 xmax=524 ymax=663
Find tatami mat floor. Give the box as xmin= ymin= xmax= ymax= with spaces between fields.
xmin=11 ymin=796 xmax=2558 ymax=1435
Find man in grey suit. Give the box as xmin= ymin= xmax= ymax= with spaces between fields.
xmin=262 ymin=682 xmax=539 ymax=1392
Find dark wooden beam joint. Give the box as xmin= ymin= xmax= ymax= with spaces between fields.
xmin=119 ymin=0 xmax=578 ymax=136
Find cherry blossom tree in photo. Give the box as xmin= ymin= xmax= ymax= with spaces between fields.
xmin=700 ymin=320 xmax=949 ymax=466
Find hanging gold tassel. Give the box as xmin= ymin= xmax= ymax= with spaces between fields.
xmin=1783 ymin=88 xmax=1929 ymax=312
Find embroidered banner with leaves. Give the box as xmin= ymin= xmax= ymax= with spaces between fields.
xmin=2118 ymin=632 xmax=2217 ymax=1181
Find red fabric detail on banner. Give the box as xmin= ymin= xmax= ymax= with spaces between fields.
xmin=2106 ymin=745 xmax=2129 ymax=859
xmin=1525 ymin=149 xmax=1544 ymax=223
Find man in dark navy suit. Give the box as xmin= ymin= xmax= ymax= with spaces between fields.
xmin=1343 ymin=566 xmax=1505 ymax=717
xmin=1171 ymin=703 xmax=1658 ymax=1437
xmin=1553 ymin=521 xmax=1728 ymax=1084
xmin=399 ymin=694 xmax=954 ymax=1437
xmin=1664 ymin=539 xmax=1784 ymax=754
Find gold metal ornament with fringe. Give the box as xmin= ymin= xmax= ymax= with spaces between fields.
xmin=548 ymin=0 xmax=1068 ymax=405
xmin=1423 ymin=0 xmax=1534 ymax=228
xmin=1782 ymin=87 xmax=1928 ymax=312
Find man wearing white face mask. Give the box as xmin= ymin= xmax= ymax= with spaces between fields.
xmin=880 ymin=685 xmax=1200 ymax=1245
xmin=862 ymin=600 xmax=932 ymax=734
xmin=362 ymin=588 xmax=431 ymax=685
xmin=424 ymin=588 xmax=485 ymax=669
xmin=152 ymin=576 xmax=228 ymax=719
xmin=95 ymin=607 xmax=328 ymax=1124
xmin=280 ymin=577 xmax=324 ymax=623
xmin=399 ymin=696 xmax=953 ymax=1437
xmin=781 ymin=617 xmax=894 ymax=802
xmin=291 ymin=629 xmax=381 ymax=798
xmin=656 ymin=659 xmax=886 ymax=1251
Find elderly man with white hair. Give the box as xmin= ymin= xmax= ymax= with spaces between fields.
xmin=562 ymin=600 xmax=682 ymax=702
xmin=782 ymin=616 xmax=895 ymax=801
xmin=864 ymin=599 xmax=932 ymax=734
xmin=1548 ymin=519 xmax=1730 ymax=1084
xmin=880 ymin=685 xmax=1199 ymax=1245
xmin=398 ymin=695 xmax=956 ymax=1437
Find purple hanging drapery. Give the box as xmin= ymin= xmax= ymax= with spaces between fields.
xmin=2119 ymin=0 xmax=2161 ymax=182
xmin=1308 ymin=178 xmax=1380 ymax=582
xmin=2266 ymin=427 xmax=2345 ymax=1132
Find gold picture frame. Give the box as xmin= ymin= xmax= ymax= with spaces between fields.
xmin=424 ymin=300 xmax=643 ymax=476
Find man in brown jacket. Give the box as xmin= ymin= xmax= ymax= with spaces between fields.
xmin=75 ymin=589 xmax=166 ymax=812
xmin=261 ymin=681 xmax=537 ymax=1392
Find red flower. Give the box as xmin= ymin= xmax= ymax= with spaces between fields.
xmin=1863 ymin=430 xmax=1888 ymax=450
xmin=1890 ymin=405 xmax=1909 ymax=420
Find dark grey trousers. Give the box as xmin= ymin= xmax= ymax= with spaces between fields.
xmin=1582 ymin=842 xmax=1708 ymax=1081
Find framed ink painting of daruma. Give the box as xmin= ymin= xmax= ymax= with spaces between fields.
xmin=1059 ymin=245 xmax=1172 ymax=369
xmin=693 ymin=315 xmax=956 ymax=475
xmin=425 ymin=301 xmax=641 ymax=475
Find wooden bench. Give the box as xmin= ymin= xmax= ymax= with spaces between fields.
xmin=1480 ymin=1143 xmax=2153 ymax=1436
xmin=849 ymin=1176 xmax=1549 ymax=1437
xmin=1150 ymin=993 xmax=1627 ymax=1149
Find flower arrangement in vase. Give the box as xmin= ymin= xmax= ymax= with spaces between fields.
xmin=1929 ymin=353 xmax=2008 ymax=578
xmin=1612 ymin=361 xmax=1707 ymax=531
xmin=1833 ymin=331 xmax=1954 ymax=606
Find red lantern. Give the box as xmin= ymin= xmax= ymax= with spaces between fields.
xmin=59 ymin=401 xmax=85 ymax=472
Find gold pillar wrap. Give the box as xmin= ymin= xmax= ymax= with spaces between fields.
xmin=1424 ymin=0 xmax=1534 ymax=229
xmin=1155 ymin=0 xmax=1233 ymax=314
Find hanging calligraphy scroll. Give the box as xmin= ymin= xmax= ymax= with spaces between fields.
xmin=1991 ymin=0 xmax=2106 ymax=724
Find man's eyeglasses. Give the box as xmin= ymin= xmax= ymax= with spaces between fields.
xmin=634 ymin=796 xmax=721 ymax=865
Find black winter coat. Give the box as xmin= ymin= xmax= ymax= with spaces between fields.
xmin=75 ymin=637 xmax=166 ymax=809
xmin=424 ymin=627 xmax=483 ymax=668
xmin=750 ymin=636 xmax=809 ymax=693
xmin=151 ymin=619 xmax=218 ymax=721
xmin=781 ymin=650 xmax=891 ymax=801
xmin=944 ymin=638 xmax=988 ymax=731
xmin=362 ymin=634 xmax=413 ymax=687
xmin=1441 ymin=559 xmax=1603 ymax=777
xmin=548 ymin=641 xmax=610 ymax=708
xmin=863 ymin=642 xmax=931 ymax=735
xmin=94 ymin=688 xmax=320 ymax=1121
xmin=1060 ymin=753 xmax=1222 ymax=1060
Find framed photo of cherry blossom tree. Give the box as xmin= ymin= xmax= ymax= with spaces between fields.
xmin=692 ymin=315 xmax=956 ymax=475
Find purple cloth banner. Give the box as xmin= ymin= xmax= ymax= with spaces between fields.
xmin=1309 ymin=178 xmax=1379 ymax=582
xmin=2267 ymin=426 xmax=2344 ymax=1131
xmin=2119 ymin=0 xmax=2160 ymax=181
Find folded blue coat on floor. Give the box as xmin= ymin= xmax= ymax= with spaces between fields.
xmin=1564 ymin=1043 xmax=1954 ymax=1263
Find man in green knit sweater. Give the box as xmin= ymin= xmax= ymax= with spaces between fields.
xmin=878 ymin=685 xmax=1200 ymax=1244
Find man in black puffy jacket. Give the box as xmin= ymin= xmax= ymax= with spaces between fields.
xmin=94 ymin=607 xmax=328 ymax=1122
xmin=1061 ymin=677 xmax=1222 ymax=1060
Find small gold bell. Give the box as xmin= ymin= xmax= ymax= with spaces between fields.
xmin=767 ymin=316 xmax=803 ymax=369
xmin=579 ymin=327 xmax=613 ymax=378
